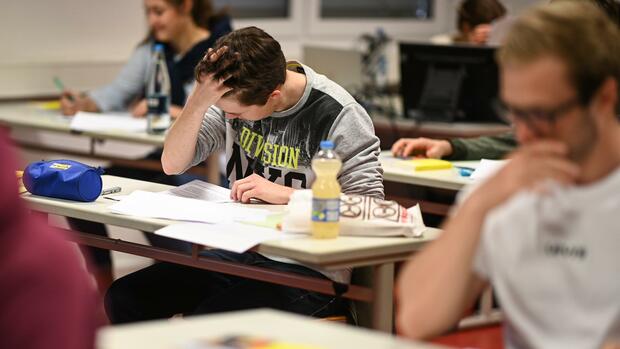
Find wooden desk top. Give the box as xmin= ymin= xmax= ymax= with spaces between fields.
xmin=97 ymin=309 xmax=445 ymax=349
xmin=23 ymin=175 xmax=440 ymax=269
xmin=380 ymin=151 xmax=477 ymax=190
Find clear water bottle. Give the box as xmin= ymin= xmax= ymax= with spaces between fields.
xmin=146 ymin=44 xmax=171 ymax=134
xmin=311 ymin=140 xmax=342 ymax=239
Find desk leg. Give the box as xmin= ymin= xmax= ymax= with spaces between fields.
xmin=372 ymin=262 xmax=394 ymax=333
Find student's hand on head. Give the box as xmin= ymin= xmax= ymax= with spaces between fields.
xmin=470 ymin=24 xmax=492 ymax=45
xmin=130 ymin=99 xmax=148 ymax=117
xmin=391 ymin=138 xmax=453 ymax=158
xmin=469 ymin=140 xmax=580 ymax=212
xmin=191 ymin=46 xmax=236 ymax=106
xmin=230 ymin=174 xmax=295 ymax=204
xmin=59 ymin=90 xmax=81 ymax=116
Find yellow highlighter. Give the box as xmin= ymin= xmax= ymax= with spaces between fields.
xmin=410 ymin=158 xmax=453 ymax=171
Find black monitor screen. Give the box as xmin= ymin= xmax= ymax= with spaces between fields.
xmin=400 ymin=42 xmax=500 ymax=123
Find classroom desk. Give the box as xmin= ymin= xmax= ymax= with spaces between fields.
xmin=380 ymin=151 xmax=477 ymax=191
xmin=97 ymin=309 xmax=446 ymax=349
xmin=379 ymin=151 xmax=477 ymax=217
xmin=23 ymin=175 xmax=441 ymax=333
xmin=0 ymin=101 xmax=220 ymax=184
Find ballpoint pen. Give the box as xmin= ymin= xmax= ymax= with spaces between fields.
xmin=102 ymin=186 xmax=122 ymax=196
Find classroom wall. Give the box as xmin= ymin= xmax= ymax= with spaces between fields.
xmin=0 ymin=0 xmax=543 ymax=98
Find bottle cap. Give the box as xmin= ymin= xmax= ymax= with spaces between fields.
xmin=153 ymin=44 xmax=164 ymax=52
xmin=320 ymin=140 xmax=334 ymax=150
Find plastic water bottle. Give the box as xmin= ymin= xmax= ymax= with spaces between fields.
xmin=146 ymin=44 xmax=171 ymax=134
xmin=311 ymin=140 xmax=342 ymax=239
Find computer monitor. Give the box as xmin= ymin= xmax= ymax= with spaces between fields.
xmin=399 ymin=42 xmax=501 ymax=123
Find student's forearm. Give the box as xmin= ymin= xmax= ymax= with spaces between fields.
xmin=162 ymin=102 xmax=207 ymax=174
xmin=397 ymin=197 xmax=489 ymax=339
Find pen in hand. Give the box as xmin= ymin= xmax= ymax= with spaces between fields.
xmin=53 ymin=76 xmax=75 ymax=102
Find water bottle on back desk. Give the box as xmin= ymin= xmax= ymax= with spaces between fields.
xmin=146 ymin=44 xmax=171 ymax=134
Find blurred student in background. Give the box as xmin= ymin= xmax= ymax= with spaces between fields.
xmin=0 ymin=131 xmax=101 ymax=349
xmin=61 ymin=0 xmax=232 ymax=291
xmin=432 ymin=0 xmax=506 ymax=45
xmin=395 ymin=0 xmax=620 ymax=161
xmin=397 ymin=2 xmax=620 ymax=347
xmin=61 ymin=0 xmax=230 ymax=120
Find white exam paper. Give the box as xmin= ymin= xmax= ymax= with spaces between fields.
xmin=470 ymin=159 xmax=508 ymax=180
xmin=155 ymin=222 xmax=294 ymax=253
xmin=109 ymin=190 xmax=268 ymax=223
xmin=70 ymin=111 xmax=147 ymax=133
xmin=165 ymin=180 xmax=233 ymax=203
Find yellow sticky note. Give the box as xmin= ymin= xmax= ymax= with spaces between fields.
xmin=33 ymin=100 xmax=61 ymax=110
xmin=410 ymin=158 xmax=453 ymax=171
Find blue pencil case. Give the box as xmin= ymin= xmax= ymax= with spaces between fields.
xmin=23 ymin=159 xmax=104 ymax=202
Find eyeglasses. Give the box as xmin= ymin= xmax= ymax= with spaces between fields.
xmin=494 ymin=97 xmax=582 ymax=131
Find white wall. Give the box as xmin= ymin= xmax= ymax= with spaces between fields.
xmin=0 ymin=0 xmax=543 ymax=98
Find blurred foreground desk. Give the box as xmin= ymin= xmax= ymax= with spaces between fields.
xmin=97 ymin=309 xmax=446 ymax=349
xmin=379 ymin=151 xmax=478 ymax=218
xmin=0 ymin=101 xmax=220 ymax=184
xmin=23 ymin=175 xmax=441 ymax=332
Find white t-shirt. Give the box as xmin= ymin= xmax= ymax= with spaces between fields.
xmin=472 ymin=166 xmax=620 ymax=349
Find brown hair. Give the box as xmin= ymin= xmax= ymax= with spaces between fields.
xmin=194 ymin=26 xmax=287 ymax=106
xmin=498 ymin=1 xmax=620 ymax=105
xmin=457 ymin=0 xmax=506 ymax=30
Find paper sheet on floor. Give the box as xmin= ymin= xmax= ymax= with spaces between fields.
xmin=70 ymin=111 xmax=147 ymax=133
xmin=109 ymin=190 xmax=268 ymax=224
xmin=155 ymin=222 xmax=296 ymax=253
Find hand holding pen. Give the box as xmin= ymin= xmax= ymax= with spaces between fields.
xmin=54 ymin=76 xmax=98 ymax=116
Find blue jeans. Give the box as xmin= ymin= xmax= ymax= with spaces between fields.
xmin=105 ymin=250 xmax=348 ymax=324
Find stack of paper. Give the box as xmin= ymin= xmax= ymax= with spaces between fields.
xmin=165 ymin=179 xmax=233 ymax=203
xmin=109 ymin=181 xmax=294 ymax=252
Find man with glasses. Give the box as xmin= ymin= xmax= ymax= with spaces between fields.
xmin=396 ymin=2 xmax=620 ymax=347
xmin=391 ymin=0 xmax=620 ymax=161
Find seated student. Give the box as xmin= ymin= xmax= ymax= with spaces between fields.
xmin=61 ymin=0 xmax=230 ymax=120
xmin=396 ymin=2 xmax=620 ymax=347
xmin=431 ymin=0 xmax=506 ymax=45
xmin=61 ymin=0 xmax=232 ymax=291
xmin=0 ymin=132 xmax=101 ymax=349
xmin=396 ymin=0 xmax=620 ymax=161
xmin=391 ymin=133 xmax=516 ymax=160
xmin=105 ymin=26 xmax=384 ymax=324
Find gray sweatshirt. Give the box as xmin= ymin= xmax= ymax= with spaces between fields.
xmin=188 ymin=62 xmax=385 ymax=199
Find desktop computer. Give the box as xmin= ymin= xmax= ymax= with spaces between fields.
xmin=399 ymin=42 xmax=501 ymax=123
